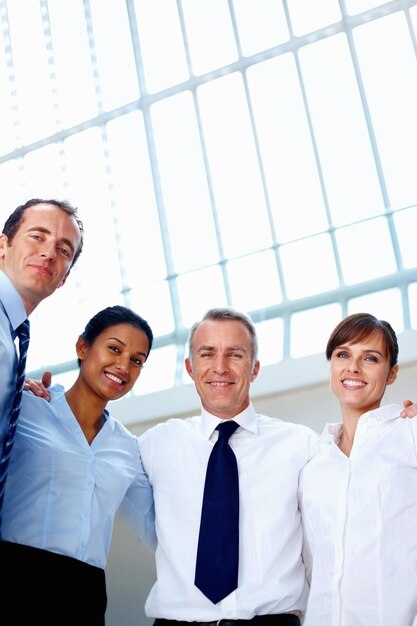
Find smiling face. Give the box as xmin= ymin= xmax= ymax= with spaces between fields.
xmin=330 ymin=329 xmax=398 ymax=419
xmin=76 ymin=323 xmax=150 ymax=402
xmin=0 ymin=203 xmax=82 ymax=314
xmin=185 ymin=318 xmax=260 ymax=420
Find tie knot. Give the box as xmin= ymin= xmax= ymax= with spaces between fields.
xmin=17 ymin=319 xmax=30 ymax=341
xmin=216 ymin=420 xmax=239 ymax=441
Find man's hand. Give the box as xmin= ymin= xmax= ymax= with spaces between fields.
xmin=24 ymin=371 xmax=52 ymax=401
xmin=400 ymin=400 xmax=417 ymax=418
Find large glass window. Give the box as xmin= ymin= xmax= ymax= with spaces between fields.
xmin=0 ymin=0 xmax=416 ymax=399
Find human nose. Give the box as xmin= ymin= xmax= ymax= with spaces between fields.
xmin=347 ymin=357 xmax=360 ymax=373
xmin=39 ymin=241 xmax=56 ymax=260
xmin=213 ymin=354 xmax=228 ymax=374
xmin=115 ymin=353 xmax=130 ymax=374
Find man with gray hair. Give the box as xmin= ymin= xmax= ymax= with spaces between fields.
xmin=138 ymin=306 xmax=318 ymax=626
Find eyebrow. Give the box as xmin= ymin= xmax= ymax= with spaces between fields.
xmin=336 ymin=344 xmax=385 ymax=357
xmin=27 ymin=226 xmax=76 ymax=255
xmin=107 ymin=336 xmax=147 ymax=359
xmin=196 ymin=344 xmax=249 ymax=354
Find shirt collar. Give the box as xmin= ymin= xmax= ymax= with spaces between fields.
xmin=200 ymin=401 xmax=258 ymax=440
xmin=0 ymin=270 xmax=27 ymax=331
xmin=320 ymin=403 xmax=403 ymax=443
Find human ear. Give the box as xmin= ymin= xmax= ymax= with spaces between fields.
xmin=387 ymin=364 xmax=399 ymax=385
xmin=0 ymin=234 xmax=7 ymax=260
xmin=76 ymin=336 xmax=89 ymax=362
xmin=185 ymin=357 xmax=195 ymax=380
xmin=250 ymin=360 xmax=260 ymax=382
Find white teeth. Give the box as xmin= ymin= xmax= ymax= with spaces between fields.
xmin=106 ymin=373 xmax=123 ymax=384
xmin=343 ymin=380 xmax=364 ymax=388
xmin=210 ymin=382 xmax=229 ymax=387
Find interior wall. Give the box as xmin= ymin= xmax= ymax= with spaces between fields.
xmin=105 ymin=359 xmax=417 ymax=626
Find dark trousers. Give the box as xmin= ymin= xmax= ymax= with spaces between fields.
xmin=0 ymin=540 xmax=107 ymax=625
xmin=154 ymin=615 xmax=301 ymax=626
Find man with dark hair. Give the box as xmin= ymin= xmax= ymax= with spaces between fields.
xmin=0 ymin=198 xmax=84 ymax=519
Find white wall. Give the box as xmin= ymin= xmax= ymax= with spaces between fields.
xmin=105 ymin=331 xmax=417 ymax=626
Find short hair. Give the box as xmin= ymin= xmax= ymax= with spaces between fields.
xmin=188 ymin=307 xmax=258 ymax=363
xmin=77 ymin=305 xmax=153 ymax=367
xmin=326 ymin=312 xmax=398 ymax=368
xmin=2 ymin=198 xmax=84 ymax=267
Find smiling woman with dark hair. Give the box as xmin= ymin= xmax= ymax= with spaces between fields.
xmin=0 ymin=305 xmax=156 ymax=626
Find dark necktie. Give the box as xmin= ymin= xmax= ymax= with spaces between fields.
xmin=0 ymin=318 xmax=30 ymax=524
xmin=194 ymin=420 xmax=240 ymax=604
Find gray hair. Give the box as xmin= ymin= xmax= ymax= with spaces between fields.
xmin=188 ymin=307 xmax=258 ymax=364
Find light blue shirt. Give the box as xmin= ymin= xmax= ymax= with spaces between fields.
xmin=0 ymin=271 xmax=27 ymax=445
xmin=2 ymin=384 xmax=156 ymax=568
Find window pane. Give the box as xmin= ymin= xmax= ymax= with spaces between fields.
xmin=0 ymin=161 xmax=25 ymax=212
xmin=290 ymin=303 xmax=342 ymax=358
xmin=8 ymin=0 xmax=56 ymax=143
xmin=106 ymin=112 xmax=167 ymax=285
xmin=409 ymin=283 xmax=417 ymax=330
xmin=0 ymin=21 xmax=17 ymax=155
xmin=177 ymin=266 xmax=227 ymax=328
xmin=64 ymin=128 xmax=124 ymax=296
xmin=134 ymin=345 xmax=177 ymax=394
xmin=353 ymin=12 xmax=417 ymax=209
xmin=348 ymin=288 xmax=403 ymax=332
xmin=133 ymin=0 xmax=188 ymax=93
xmin=248 ymin=54 xmax=328 ymax=241
xmin=393 ymin=206 xmax=417 ymax=270
xmin=129 ymin=281 xmax=175 ymax=338
xmin=280 ymin=233 xmax=339 ymax=299
xmin=198 ymin=73 xmax=272 ymax=257
xmin=346 ymin=0 xmax=390 ymax=15
xmin=53 ymin=368 xmax=79 ymax=390
xmin=233 ymin=0 xmax=289 ymax=56
xmin=255 ymin=317 xmax=284 ymax=366
xmin=27 ymin=279 xmax=117 ymax=372
xmin=23 ymin=145 xmax=66 ymax=199
xmin=227 ymin=250 xmax=282 ymax=311
xmin=151 ymin=92 xmax=220 ymax=272
xmin=89 ymin=0 xmax=140 ymax=110
xmin=287 ymin=0 xmax=341 ymax=36
xmin=48 ymin=0 xmax=98 ymax=128
xmin=300 ymin=33 xmax=383 ymax=226
xmin=182 ymin=0 xmax=237 ymax=75
xmin=336 ymin=217 xmax=397 ymax=285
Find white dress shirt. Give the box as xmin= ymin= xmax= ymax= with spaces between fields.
xmin=299 ymin=403 xmax=417 ymax=626
xmin=2 ymin=384 xmax=156 ymax=567
xmin=0 ymin=271 xmax=27 ymax=444
xmin=138 ymin=402 xmax=318 ymax=621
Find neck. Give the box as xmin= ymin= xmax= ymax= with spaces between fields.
xmin=65 ymin=381 xmax=107 ymax=425
xmin=338 ymin=408 xmax=361 ymax=456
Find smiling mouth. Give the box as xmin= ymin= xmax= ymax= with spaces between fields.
xmin=342 ymin=379 xmax=366 ymax=388
xmin=105 ymin=372 xmax=125 ymax=385
xmin=29 ymin=264 xmax=52 ymax=276
xmin=209 ymin=381 xmax=233 ymax=387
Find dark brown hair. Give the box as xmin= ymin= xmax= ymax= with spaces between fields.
xmin=2 ymin=197 xmax=84 ymax=267
xmin=326 ymin=312 xmax=398 ymax=368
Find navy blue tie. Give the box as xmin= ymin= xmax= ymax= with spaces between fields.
xmin=195 ymin=420 xmax=240 ymax=604
xmin=0 ymin=318 xmax=30 ymax=527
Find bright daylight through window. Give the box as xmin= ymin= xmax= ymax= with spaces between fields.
xmin=0 ymin=0 xmax=416 ymax=404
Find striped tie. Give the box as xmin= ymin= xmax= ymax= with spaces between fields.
xmin=0 ymin=318 xmax=30 ymax=527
